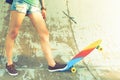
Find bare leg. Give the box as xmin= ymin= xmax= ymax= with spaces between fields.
xmin=5 ymin=11 xmax=25 ymax=66
xmin=28 ymin=12 xmax=56 ymax=67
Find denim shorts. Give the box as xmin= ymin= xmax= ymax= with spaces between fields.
xmin=10 ymin=1 xmax=40 ymax=14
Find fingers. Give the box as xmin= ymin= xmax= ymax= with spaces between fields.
xmin=41 ymin=10 xmax=46 ymax=20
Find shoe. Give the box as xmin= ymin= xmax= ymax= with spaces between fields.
xmin=6 ymin=63 xmax=18 ymax=76
xmin=48 ymin=63 xmax=67 ymax=72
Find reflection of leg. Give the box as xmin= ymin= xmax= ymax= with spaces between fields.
xmin=28 ymin=12 xmax=56 ymax=67
xmin=5 ymin=11 xmax=25 ymax=75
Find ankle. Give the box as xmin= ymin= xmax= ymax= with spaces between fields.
xmin=48 ymin=62 xmax=56 ymax=67
xmin=7 ymin=62 xmax=13 ymax=66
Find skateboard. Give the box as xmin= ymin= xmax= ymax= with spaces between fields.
xmin=61 ymin=39 xmax=102 ymax=73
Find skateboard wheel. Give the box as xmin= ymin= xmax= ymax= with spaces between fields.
xmin=71 ymin=67 xmax=76 ymax=73
xmin=98 ymin=47 xmax=103 ymax=51
xmin=96 ymin=45 xmax=103 ymax=51
xmin=96 ymin=45 xmax=100 ymax=49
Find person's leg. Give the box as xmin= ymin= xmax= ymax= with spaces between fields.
xmin=28 ymin=12 xmax=56 ymax=67
xmin=5 ymin=11 xmax=25 ymax=75
xmin=5 ymin=11 xmax=25 ymax=66
xmin=28 ymin=12 xmax=67 ymax=72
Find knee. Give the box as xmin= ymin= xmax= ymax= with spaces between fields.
xmin=40 ymin=31 xmax=49 ymax=41
xmin=8 ymin=30 xmax=19 ymax=40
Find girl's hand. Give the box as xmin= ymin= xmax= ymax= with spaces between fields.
xmin=41 ymin=8 xmax=46 ymax=20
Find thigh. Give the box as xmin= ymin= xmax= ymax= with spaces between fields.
xmin=28 ymin=12 xmax=49 ymax=36
xmin=7 ymin=11 xmax=25 ymax=40
xmin=8 ymin=11 xmax=25 ymax=32
xmin=9 ymin=0 xmax=27 ymax=31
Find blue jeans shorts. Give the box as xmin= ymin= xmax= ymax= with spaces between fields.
xmin=10 ymin=1 xmax=40 ymax=14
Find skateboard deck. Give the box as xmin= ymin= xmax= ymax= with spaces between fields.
xmin=61 ymin=40 xmax=102 ymax=72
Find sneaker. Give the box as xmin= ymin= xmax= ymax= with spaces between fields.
xmin=6 ymin=63 xmax=18 ymax=76
xmin=48 ymin=63 xmax=67 ymax=72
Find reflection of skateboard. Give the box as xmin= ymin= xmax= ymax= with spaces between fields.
xmin=61 ymin=40 xmax=102 ymax=73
